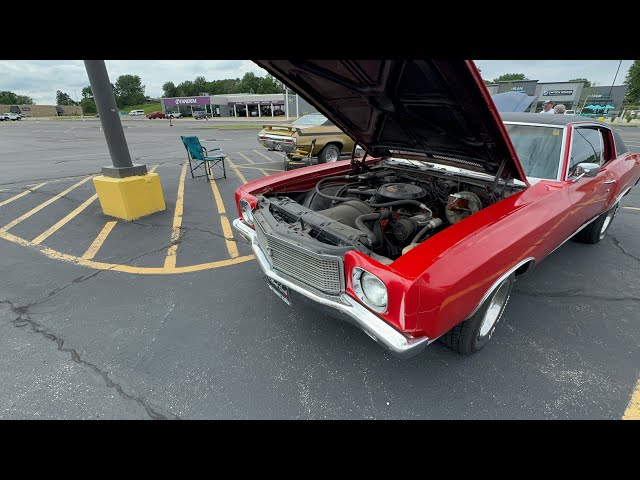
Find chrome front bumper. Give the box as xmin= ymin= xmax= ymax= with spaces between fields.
xmin=257 ymin=134 xmax=296 ymax=153
xmin=233 ymin=218 xmax=430 ymax=359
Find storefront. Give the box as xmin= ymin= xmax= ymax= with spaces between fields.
xmin=531 ymin=82 xmax=585 ymax=112
xmin=161 ymin=96 xmax=214 ymax=117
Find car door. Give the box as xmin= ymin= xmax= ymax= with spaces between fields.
xmin=566 ymin=126 xmax=615 ymax=226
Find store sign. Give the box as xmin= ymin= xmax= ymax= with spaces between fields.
xmin=588 ymin=94 xmax=610 ymax=99
xmin=22 ymin=107 xmax=30 ymax=111
xmin=543 ymin=89 xmax=574 ymax=96
xmin=163 ymin=96 xmax=210 ymax=106
xmin=511 ymin=86 xmax=525 ymax=91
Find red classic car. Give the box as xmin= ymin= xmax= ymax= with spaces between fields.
xmin=146 ymin=111 xmax=166 ymax=119
xmin=232 ymin=60 xmax=640 ymax=358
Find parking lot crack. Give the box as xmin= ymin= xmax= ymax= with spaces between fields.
xmin=130 ymin=220 xmax=234 ymax=241
xmin=608 ymin=234 xmax=640 ymax=264
xmin=0 ymin=300 xmax=179 ymax=420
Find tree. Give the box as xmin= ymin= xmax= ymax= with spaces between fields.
xmin=0 ymin=91 xmax=33 ymax=104
xmin=82 ymin=86 xmax=93 ymax=99
xmin=624 ymin=60 xmax=640 ymax=104
xmin=193 ymin=76 xmax=208 ymax=94
xmin=238 ymin=72 xmax=261 ymax=94
xmin=569 ymin=78 xmax=592 ymax=88
xmin=56 ymin=90 xmax=76 ymax=105
xmin=114 ymin=74 xmax=146 ymax=107
xmin=162 ymin=81 xmax=177 ymax=98
xmin=258 ymin=74 xmax=285 ymax=94
xmin=176 ymin=80 xmax=196 ymax=97
xmin=80 ymin=97 xmax=97 ymax=113
xmin=492 ymin=73 xmax=528 ymax=83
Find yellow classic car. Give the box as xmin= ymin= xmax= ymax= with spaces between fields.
xmin=257 ymin=113 xmax=354 ymax=167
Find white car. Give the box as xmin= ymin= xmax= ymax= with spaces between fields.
xmin=2 ymin=112 xmax=21 ymax=121
xmin=128 ymin=110 xmax=145 ymax=116
xmin=165 ymin=111 xmax=182 ymax=119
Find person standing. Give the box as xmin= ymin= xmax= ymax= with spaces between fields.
xmin=541 ymin=99 xmax=555 ymax=114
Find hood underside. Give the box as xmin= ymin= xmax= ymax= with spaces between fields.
xmin=254 ymin=60 xmax=527 ymax=183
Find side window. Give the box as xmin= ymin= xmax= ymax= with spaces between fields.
xmin=569 ymin=128 xmax=604 ymax=176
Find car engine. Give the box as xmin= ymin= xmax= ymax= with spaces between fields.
xmin=255 ymin=165 xmax=522 ymax=263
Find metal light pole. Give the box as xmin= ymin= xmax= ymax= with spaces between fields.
xmin=285 ymin=86 xmax=289 ymax=118
xmin=606 ymin=60 xmax=623 ymax=114
xmin=84 ymin=60 xmax=147 ymax=177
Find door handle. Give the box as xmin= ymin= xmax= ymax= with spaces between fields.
xmin=603 ymin=179 xmax=617 ymax=184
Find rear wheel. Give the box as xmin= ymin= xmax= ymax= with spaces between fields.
xmin=576 ymin=203 xmax=619 ymax=244
xmin=441 ymin=274 xmax=514 ymax=354
xmin=317 ymin=144 xmax=341 ymax=164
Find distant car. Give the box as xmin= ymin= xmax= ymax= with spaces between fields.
xmin=129 ymin=110 xmax=145 ymax=116
xmin=166 ymin=112 xmax=182 ymax=119
xmin=193 ymin=111 xmax=212 ymax=120
xmin=0 ymin=113 xmax=8 ymax=121
xmin=146 ymin=111 xmax=166 ymax=119
xmin=257 ymin=113 xmax=354 ymax=166
xmin=3 ymin=112 xmax=21 ymax=121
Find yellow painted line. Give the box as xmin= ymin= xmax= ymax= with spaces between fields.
xmin=149 ymin=164 xmax=159 ymax=173
xmin=235 ymin=165 xmax=282 ymax=172
xmin=623 ymin=376 xmax=640 ymax=420
xmin=164 ymin=163 xmax=188 ymax=269
xmin=0 ymin=176 xmax=94 ymax=233
xmin=237 ymin=152 xmax=255 ymax=164
xmin=0 ymin=182 xmax=46 ymax=208
xmin=32 ymin=193 xmax=99 ymax=245
xmin=258 ymin=168 xmax=269 ymax=177
xmin=253 ymin=149 xmax=279 ymax=162
xmin=225 ymin=156 xmax=248 ymax=184
xmin=81 ymin=221 xmax=117 ymax=260
xmin=209 ymin=179 xmax=239 ymax=258
xmin=0 ymin=227 xmax=254 ymax=274
xmin=622 ymin=206 xmax=640 ymax=211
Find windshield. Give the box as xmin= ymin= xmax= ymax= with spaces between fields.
xmin=292 ymin=114 xmax=329 ymax=126
xmin=503 ymin=123 xmax=563 ymax=180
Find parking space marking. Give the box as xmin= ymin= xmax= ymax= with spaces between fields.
xmin=0 ymin=182 xmax=47 ymax=208
xmin=81 ymin=221 xmax=117 ymax=260
xmin=0 ymin=228 xmax=254 ymax=274
xmin=237 ymin=152 xmax=255 ymax=164
xmin=164 ymin=163 xmax=188 ymax=269
xmin=32 ymin=193 xmax=99 ymax=245
xmin=209 ymin=179 xmax=239 ymax=258
xmin=235 ymin=165 xmax=282 ymax=173
xmin=0 ymin=175 xmax=95 ymax=233
xmin=225 ymin=156 xmax=248 ymax=184
xmin=623 ymin=376 xmax=640 ymax=420
xmin=253 ymin=149 xmax=279 ymax=162
xmin=622 ymin=207 xmax=640 ymax=211
xmin=258 ymin=168 xmax=269 ymax=176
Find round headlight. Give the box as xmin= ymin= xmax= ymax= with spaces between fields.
xmin=361 ymin=272 xmax=388 ymax=308
xmin=240 ymin=198 xmax=254 ymax=225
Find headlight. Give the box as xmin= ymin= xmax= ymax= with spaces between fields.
xmin=352 ymin=268 xmax=388 ymax=312
xmin=240 ymin=198 xmax=254 ymax=226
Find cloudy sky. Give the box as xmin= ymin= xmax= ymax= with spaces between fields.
xmin=0 ymin=60 xmax=633 ymax=105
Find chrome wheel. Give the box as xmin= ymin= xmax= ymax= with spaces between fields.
xmin=479 ymin=281 xmax=510 ymax=338
xmin=326 ymin=148 xmax=339 ymax=162
xmin=599 ymin=205 xmax=618 ymax=240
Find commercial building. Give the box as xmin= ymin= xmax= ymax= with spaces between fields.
xmin=486 ymin=80 xmax=628 ymax=113
xmin=161 ymin=93 xmax=318 ymax=118
xmin=0 ymin=104 xmax=82 ymax=116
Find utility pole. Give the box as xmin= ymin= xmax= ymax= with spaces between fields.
xmin=84 ymin=60 xmax=146 ymax=178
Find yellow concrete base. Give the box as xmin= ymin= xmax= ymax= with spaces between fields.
xmin=93 ymin=173 xmax=166 ymax=221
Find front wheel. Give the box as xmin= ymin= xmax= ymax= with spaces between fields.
xmin=576 ymin=203 xmax=619 ymax=244
xmin=317 ymin=144 xmax=341 ymax=164
xmin=441 ymin=274 xmax=515 ymax=354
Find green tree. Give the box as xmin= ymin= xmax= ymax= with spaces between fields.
xmin=193 ymin=76 xmax=208 ymax=94
xmin=0 ymin=91 xmax=32 ymax=104
xmin=569 ymin=78 xmax=592 ymax=88
xmin=624 ymin=60 xmax=640 ymax=104
xmin=162 ymin=81 xmax=177 ymax=98
xmin=80 ymin=97 xmax=97 ymax=113
xmin=114 ymin=74 xmax=146 ymax=107
xmin=238 ymin=72 xmax=261 ymax=94
xmin=492 ymin=73 xmax=528 ymax=83
xmin=258 ymin=74 xmax=284 ymax=94
xmin=82 ymin=86 xmax=93 ymax=99
xmin=56 ymin=90 xmax=77 ymax=105
xmin=176 ymin=80 xmax=195 ymax=97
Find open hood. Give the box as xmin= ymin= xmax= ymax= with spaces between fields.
xmin=254 ymin=60 xmax=528 ymax=183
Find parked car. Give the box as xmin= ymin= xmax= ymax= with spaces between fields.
xmin=165 ymin=111 xmax=182 ymax=119
xmin=129 ymin=109 xmax=145 ymax=116
xmin=233 ymin=60 xmax=640 ymax=358
xmin=0 ymin=113 xmax=8 ymax=121
xmin=2 ymin=112 xmax=22 ymax=121
xmin=193 ymin=111 xmax=212 ymax=119
xmin=257 ymin=113 xmax=354 ymax=168
xmin=146 ymin=111 xmax=166 ymax=119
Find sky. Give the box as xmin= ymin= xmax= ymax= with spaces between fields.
xmin=0 ymin=60 xmax=633 ymax=105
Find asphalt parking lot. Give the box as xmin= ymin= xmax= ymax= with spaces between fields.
xmin=1 ymin=117 xmax=639 ymax=419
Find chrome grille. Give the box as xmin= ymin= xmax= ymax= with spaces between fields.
xmin=255 ymin=223 xmax=343 ymax=294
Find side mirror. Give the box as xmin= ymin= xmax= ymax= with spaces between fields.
xmin=571 ymin=162 xmax=600 ymax=182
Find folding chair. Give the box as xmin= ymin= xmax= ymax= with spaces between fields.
xmin=180 ymin=135 xmax=227 ymax=181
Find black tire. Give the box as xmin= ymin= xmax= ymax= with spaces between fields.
xmin=317 ymin=143 xmax=341 ymax=164
xmin=575 ymin=203 xmax=619 ymax=244
xmin=440 ymin=274 xmax=515 ymax=355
